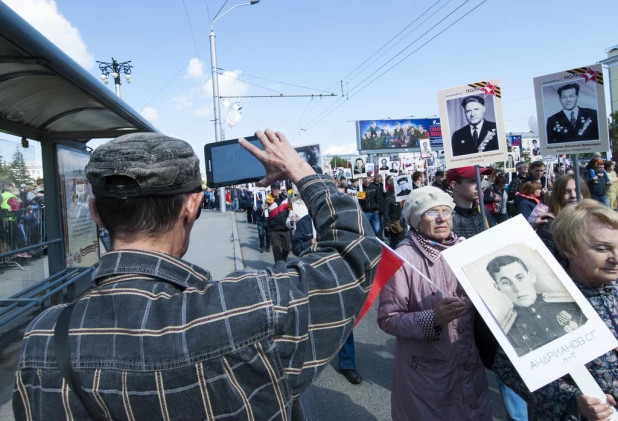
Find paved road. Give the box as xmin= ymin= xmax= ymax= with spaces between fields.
xmin=233 ymin=212 xmax=509 ymax=421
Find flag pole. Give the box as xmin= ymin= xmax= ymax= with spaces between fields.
xmin=375 ymin=238 xmax=448 ymax=297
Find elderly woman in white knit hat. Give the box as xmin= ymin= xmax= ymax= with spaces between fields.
xmin=378 ymin=186 xmax=491 ymax=421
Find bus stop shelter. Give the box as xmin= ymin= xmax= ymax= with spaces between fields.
xmin=0 ymin=1 xmax=157 ymax=328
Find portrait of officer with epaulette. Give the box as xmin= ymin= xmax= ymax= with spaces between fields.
xmin=486 ymin=255 xmax=587 ymax=357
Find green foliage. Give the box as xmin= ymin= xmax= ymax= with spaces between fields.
xmin=8 ymin=148 xmax=32 ymax=186
xmin=330 ymin=155 xmax=349 ymax=168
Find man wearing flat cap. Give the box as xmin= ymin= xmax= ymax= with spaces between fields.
xmin=451 ymin=95 xmax=500 ymax=156
xmin=13 ymin=130 xmax=381 ymax=421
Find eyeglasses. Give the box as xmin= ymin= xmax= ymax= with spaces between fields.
xmin=423 ymin=209 xmax=454 ymax=220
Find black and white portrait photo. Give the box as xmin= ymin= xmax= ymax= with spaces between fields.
xmin=420 ymin=139 xmax=432 ymax=158
xmin=447 ymin=94 xmax=500 ymax=157
xmin=295 ymin=144 xmax=323 ymax=174
xmin=366 ymin=163 xmax=375 ymax=175
xmin=506 ymin=153 xmax=515 ymax=170
xmin=462 ymin=244 xmax=586 ymax=357
xmin=389 ymin=160 xmax=400 ymax=174
xmin=352 ymin=156 xmax=367 ymax=177
xmin=343 ymin=168 xmax=352 ymax=179
xmin=542 ymin=81 xmax=600 ymax=144
xmin=394 ymin=175 xmax=412 ymax=199
xmin=379 ymin=158 xmax=391 ymax=171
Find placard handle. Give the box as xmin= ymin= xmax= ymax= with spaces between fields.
xmin=569 ymin=365 xmax=618 ymax=420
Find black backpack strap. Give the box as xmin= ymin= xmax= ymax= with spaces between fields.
xmin=54 ymin=303 xmax=110 ymax=421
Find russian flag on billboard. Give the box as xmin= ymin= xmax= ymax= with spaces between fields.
xmin=355 ymin=245 xmax=404 ymax=325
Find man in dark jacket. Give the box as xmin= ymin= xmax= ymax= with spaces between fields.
xmin=267 ymin=181 xmax=291 ymax=261
xmin=292 ymin=214 xmax=364 ymax=385
xmin=507 ymin=162 xmax=529 ymax=215
xmin=358 ymin=177 xmax=381 ymax=236
xmin=255 ymin=192 xmax=270 ymax=252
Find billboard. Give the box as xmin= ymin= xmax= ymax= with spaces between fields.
xmin=356 ymin=118 xmax=442 ymax=153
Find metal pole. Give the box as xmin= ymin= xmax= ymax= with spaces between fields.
xmin=115 ymin=78 xmax=121 ymax=97
xmin=475 ymin=165 xmax=488 ymax=232
xmin=113 ymin=59 xmax=121 ymax=98
xmin=573 ymin=154 xmax=582 ymax=202
xmin=209 ymin=29 xmax=226 ymax=213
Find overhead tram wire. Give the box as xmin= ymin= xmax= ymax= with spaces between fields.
xmin=294 ymin=0 xmax=452 ymax=133
xmin=345 ymin=0 xmax=454 ymax=86
xmin=302 ymin=0 xmax=487 ymax=132
xmin=204 ymin=0 xmax=212 ymax=22
xmin=345 ymin=0 xmax=472 ymax=98
xmin=217 ymin=71 xmax=284 ymax=94
xmin=217 ymin=68 xmax=336 ymax=94
xmin=301 ymin=0 xmax=475 ymax=131
xmin=319 ymin=0 xmax=445 ymax=95
xmin=182 ymin=0 xmax=202 ymax=58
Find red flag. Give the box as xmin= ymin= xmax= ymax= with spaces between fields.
xmin=355 ymin=245 xmax=404 ymax=325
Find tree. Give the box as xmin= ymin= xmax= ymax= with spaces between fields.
xmin=9 ymin=148 xmax=32 ymax=186
xmin=330 ymin=156 xmax=349 ymax=168
xmin=0 ymin=149 xmax=10 ymax=181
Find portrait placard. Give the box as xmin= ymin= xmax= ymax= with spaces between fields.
xmin=442 ymin=216 xmax=617 ymax=392
xmin=505 ymin=153 xmax=516 ymax=172
xmin=388 ymin=160 xmax=400 ymax=175
xmin=366 ymin=162 xmax=375 ymax=176
xmin=393 ymin=174 xmax=413 ymax=201
xmin=350 ymin=155 xmax=367 ymax=178
xmin=437 ymin=79 xmax=507 ymax=169
xmin=420 ymin=138 xmax=432 ymax=158
xmin=377 ymin=158 xmax=391 ymax=174
xmin=294 ymin=144 xmax=324 ymax=175
xmin=534 ymin=65 xmax=609 ymax=155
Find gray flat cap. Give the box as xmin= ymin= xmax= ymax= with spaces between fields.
xmin=85 ymin=133 xmax=202 ymax=199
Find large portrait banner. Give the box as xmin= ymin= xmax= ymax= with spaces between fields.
xmin=438 ymin=79 xmax=507 ymax=169
xmin=534 ymin=65 xmax=609 ymax=155
xmin=442 ymin=216 xmax=617 ymax=394
xmin=356 ymin=118 xmax=443 ymax=153
xmin=57 ymin=145 xmax=99 ymax=268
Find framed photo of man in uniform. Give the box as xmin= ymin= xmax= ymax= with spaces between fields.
xmin=420 ymin=138 xmax=432 ymax=158
xmin=534 ymin=64 xmax=609 ymax=155
xmin=351 ymin=156 xmax=367 ymax=178
xmin=393 ymin=174 xmax=412 ymax=200
xmin=294 ymin=144 xmax=324 ymax=175
xmin=438 ymin=79 xmax=507 ymax=169
xmin=442 ymin=216 xmax=618 ymax=393
xmin=378 ymin=158 xmax=391 ymax=173
xmin=389 ymin=160 xmax=400 ymax=174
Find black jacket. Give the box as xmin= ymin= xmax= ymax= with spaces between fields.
xmin=451 ymin=203 xmax=496 ymax=239
xmin=291 ymin=214 xmax=314 ymax=257
xmin=359 ymin=183 xmax=382 ymax=213
xmin=546 ymin=107 xmax=599 ymax=143
xmin=267 ymin=194 xmax=290 ymax=232
xmin=451 ymin=120 xmax=499 ymax=156
xmin=507 ymin=174 xmax=527 ymax=202
xmin=383 ymin=192 xmax=406 ymax=242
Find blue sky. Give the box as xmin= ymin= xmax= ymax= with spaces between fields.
xmin=2 ymin=0 xmax=617 ymax=167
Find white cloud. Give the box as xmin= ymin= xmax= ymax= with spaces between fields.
xmin=193 ymin=107 xmax=212 ymax=118
xmin=140 ymin=107 xmax=159 ymax=122
xmin=172 ymin=94 xmax=193 ymax=110
xmin=3 ymin=0 xmax=94 ymax=70
xmin=184 ymin=58 xmax=205 ymax=80
xmin=325 ymin=143 xmax=357 ymax=155
xmin=203 ymin=70 xmax=249 ymax=98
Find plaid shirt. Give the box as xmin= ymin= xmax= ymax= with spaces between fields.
xmin=13 ymin=175 xmax=380 ymax=421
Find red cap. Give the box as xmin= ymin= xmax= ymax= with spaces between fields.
xmin=446 ymin=166 xmax=492 ymax=184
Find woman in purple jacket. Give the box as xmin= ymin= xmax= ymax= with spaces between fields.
xmin=378 ymin=186 xmax=492 ymax=420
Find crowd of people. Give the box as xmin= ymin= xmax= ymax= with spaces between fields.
xmin=11 ymin=128 xmax=618 ymax=421
xmin=0 ymin=179 xmax=45 ymax=259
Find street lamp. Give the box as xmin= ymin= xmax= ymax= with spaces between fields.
xmin=210 ymin=0 xmax=260 ymax=212
xmin=96 ymin=57 xmax=133 ymax=98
